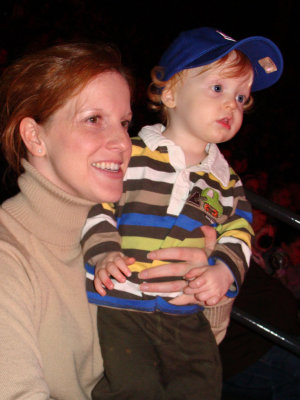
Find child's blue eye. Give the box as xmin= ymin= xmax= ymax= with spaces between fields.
xmin=237 ymin=94 xmax=246 ymax=104
xmin=213 ymin=85 xmax=222 ymax=92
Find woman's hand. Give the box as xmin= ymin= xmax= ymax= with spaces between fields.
xmin=138 ymin=226 xmax=217 ymax=304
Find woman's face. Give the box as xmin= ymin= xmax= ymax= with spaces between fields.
xmin=36 ymin=72 xmax=132 ymax=203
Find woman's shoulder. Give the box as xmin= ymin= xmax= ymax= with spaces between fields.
xmin=0 ymin=218 xmax=38 ymax=320
xmin=0 ymin=209 xmax=32 ymax=274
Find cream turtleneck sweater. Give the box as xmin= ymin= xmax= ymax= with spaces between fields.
xmin=0 ymin=160 xmax=102 ymax=399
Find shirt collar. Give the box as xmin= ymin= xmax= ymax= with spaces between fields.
xmin=138 ymin=124 xmax=230 ymax=186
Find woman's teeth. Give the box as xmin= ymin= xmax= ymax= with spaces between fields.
xmin=92 ymin=162 xmax=120 ymax=171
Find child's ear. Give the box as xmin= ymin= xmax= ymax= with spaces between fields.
xmin=161 ymin=85 xmax=176 ymax=109
xmin=19 ymin=117 xmax=46 ymax=157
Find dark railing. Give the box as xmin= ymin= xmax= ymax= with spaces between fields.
xmin=231 ymin=306 xmax=300 ymax=357
xmin=230 ymin=189 xmax=300 ymax=357
xmin=245 ymin=189 xmax=300 ymax=229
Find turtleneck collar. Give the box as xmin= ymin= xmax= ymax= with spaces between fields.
xmin=2 ymin=160 xmax=96 ymax=248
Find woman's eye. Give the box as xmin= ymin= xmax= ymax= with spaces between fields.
xmin=213 ymin=84 xmax=222 ymax=93
xmin=237 ymin=94 xmax=246 ymax=104
xmin=121 ymin=120 xmax=131 ymax=129
xmin=87 ymin=115 xmax=100 ymax=124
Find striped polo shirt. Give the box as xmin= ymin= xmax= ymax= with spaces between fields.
xmin=82 ymin=124 xmax=253 ymax=310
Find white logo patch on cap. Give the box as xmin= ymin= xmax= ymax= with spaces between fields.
xmin=216 ymin=30 xmax=236 ymax=42
xmin=258 ymin=57 xmax=278 ymax=74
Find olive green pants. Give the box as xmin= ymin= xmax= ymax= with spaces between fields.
xmin=92 ymin=307 xmax=222 ymax=400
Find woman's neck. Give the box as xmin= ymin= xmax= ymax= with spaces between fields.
xmin=3 ymin=160 xmax=95 ymax=248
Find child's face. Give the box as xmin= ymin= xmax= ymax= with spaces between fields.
xmin=164 ymin=52 xmax=253 ymax=152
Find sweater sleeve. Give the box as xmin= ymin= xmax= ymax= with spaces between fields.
xmin=81 ymin=202 xmax=122 ymax=265
xmin=0 ymin=250 xmax=50 ymax=399
xmin=211 ymin=179 xmax=254 ymax=296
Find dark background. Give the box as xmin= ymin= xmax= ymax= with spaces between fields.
xmin=0 ymin=0 xmax=299 ymax=203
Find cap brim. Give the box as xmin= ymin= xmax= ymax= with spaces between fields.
xmin=161 ymin=36 xmax=283 ymax=92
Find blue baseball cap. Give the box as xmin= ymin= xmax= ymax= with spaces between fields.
xmin=158 ymin=27 xmax=283 ymax=92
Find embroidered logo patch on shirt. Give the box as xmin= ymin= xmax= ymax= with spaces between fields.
xmin=187 ymin=188 xmax=223 ymax=223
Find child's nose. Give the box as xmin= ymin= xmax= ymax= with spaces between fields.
xmin=224 ymin=96 xmax=237 ymax=110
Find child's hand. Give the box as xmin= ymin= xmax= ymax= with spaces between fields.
xmin=94 ymin=252 xmax=135 ymax=296
xmin=183 ymin=261 xmax=234 ymax=306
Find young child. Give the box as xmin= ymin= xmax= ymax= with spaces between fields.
xmin=82 ymin=27 xmax=283 ymax=399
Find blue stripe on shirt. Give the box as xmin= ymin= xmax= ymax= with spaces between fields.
xmin=87 ymin=292 xmax=203 ymax=314
xmin=117 ymin=213 xmax=207 ymax=232
xmin=174 ymin=214 xmax=203 ymax=231
xmin=235 ymin=209 xmax=253 ymax=223
xmin=117 ymin=213 xmax=176 ymax=228
xmin=85 ymin=263 xmax=95 ymax=275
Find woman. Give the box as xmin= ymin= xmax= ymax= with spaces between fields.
xmin=0 ymin=42 xmax=217 ymax=399
xmin=0 ymin=42 xmax=133 ymax=399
